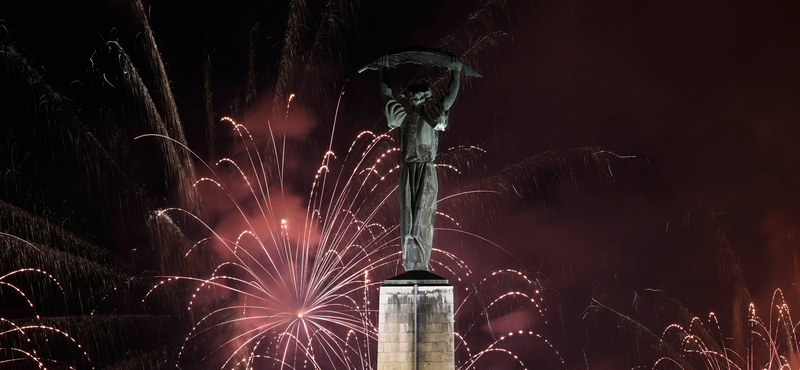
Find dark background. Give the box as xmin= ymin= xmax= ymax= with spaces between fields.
xmin=2 ymin=0 xmax=800 ymax=368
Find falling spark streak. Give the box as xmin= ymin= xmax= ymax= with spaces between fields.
xmin=590 ymin=289 xmax=800 ymax=370
xmin=0 ymin=238 xmax=94 ymax=369
xmin=0 ymin=232 xmax=43 ymax=252
xmin=437 ymin=227 xmax=519 ymax=260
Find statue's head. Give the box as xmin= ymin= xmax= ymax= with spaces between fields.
xmin=403 ymin=84 xmax=432 ymax=106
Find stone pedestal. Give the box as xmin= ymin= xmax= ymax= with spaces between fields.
xmin=377 ymin=271 xmax=454 ymax=370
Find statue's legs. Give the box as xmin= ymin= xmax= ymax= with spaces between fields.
xmin=399 ymin=162 xmax=437 ymax=271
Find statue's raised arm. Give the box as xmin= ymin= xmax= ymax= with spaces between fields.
xmin=442 ymin=57 xmax=462 ymax=111
xmin=431 ymin=58 xmax=463 ymax=131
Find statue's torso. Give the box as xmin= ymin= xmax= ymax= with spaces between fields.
xmin=385 ymin=99 xmax=446 ymax=163
xmin=399 ymin=112 xmax=438 ymax=162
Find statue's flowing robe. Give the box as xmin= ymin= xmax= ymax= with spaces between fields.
xmin=385 ymin=98 xmax=448 ymax=271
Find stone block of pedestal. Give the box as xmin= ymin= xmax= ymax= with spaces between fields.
xmin=377 ymin=271 xmax=454 ymax=370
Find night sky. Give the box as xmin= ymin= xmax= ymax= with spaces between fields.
xmin=2 ymin=0 xmax=800 ymax=368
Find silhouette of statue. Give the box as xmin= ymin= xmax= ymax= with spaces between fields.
xmin=361 ymin=48 xmax=478 ymax=271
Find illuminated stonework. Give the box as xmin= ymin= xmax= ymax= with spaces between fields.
xmin=377 ymin=272 xmax=454 ymax=370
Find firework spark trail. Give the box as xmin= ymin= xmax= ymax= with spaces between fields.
xmin=590 ymin=288 xmax=800 ymax=370
xmin=0 ymin=201 xmax=113 ymax=265
xmin=449 ymin=267 xmax=565 ymax=369
xmin=0 ymin=235 xmax=95 ymax=369
xmin=133 ymin=132 xmax=301 ymax=300
xmin=459 ymin=330 xmax=563 ymax=370
xmin=130 ymin=0 xmax=200 ymax=214
xmin=1 ymin=42 xmax=192 ymax=369
xmin=454 ymin=269 xmax=551 ymax=343
xmin=396 ymin=0 xmax=511 ymax=96
xmin=273 ymin=0 xmax=309 ymax=116
xmin=0 ymin=210 xmax=132 ymax=299
xmin=140 ymin=118 xmax=396 ymax=368
xmin=203 ymin=48 xmax=216 ymax=162
xmin=0 ymin=266 xmax=65 ymax=321
xmin=300 ymin=87 xmax=347 ymax=298
xmin=246 ymin=24 xmax=259 ymax=114
xmin=1 ymin=45 xmax=151 ymax=231
xmin=107 ymin=38 xmax=200 ymax=216
xmin=272 ymin=0 xmax=358 ymax=124
xmin=287 ymin=107 xmax=405 ymax=308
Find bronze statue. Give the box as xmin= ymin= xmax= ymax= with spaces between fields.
xmin=361 ymin=48 xmax=479 ymax=271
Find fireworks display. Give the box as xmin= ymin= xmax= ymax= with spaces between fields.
xmin=2 ymin=0 xmax=800 ymax=369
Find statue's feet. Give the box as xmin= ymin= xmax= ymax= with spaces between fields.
xmin=405 ymin=261 xmax=428 ymax=272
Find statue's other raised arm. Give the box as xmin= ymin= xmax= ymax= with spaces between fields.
xmin=430 ymin=58 xmax=462 ymax=131
xmin=379 ymin=57 xmax=407 ymax=128
xmin=441 ymin=58 xmax=462 ymax=111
